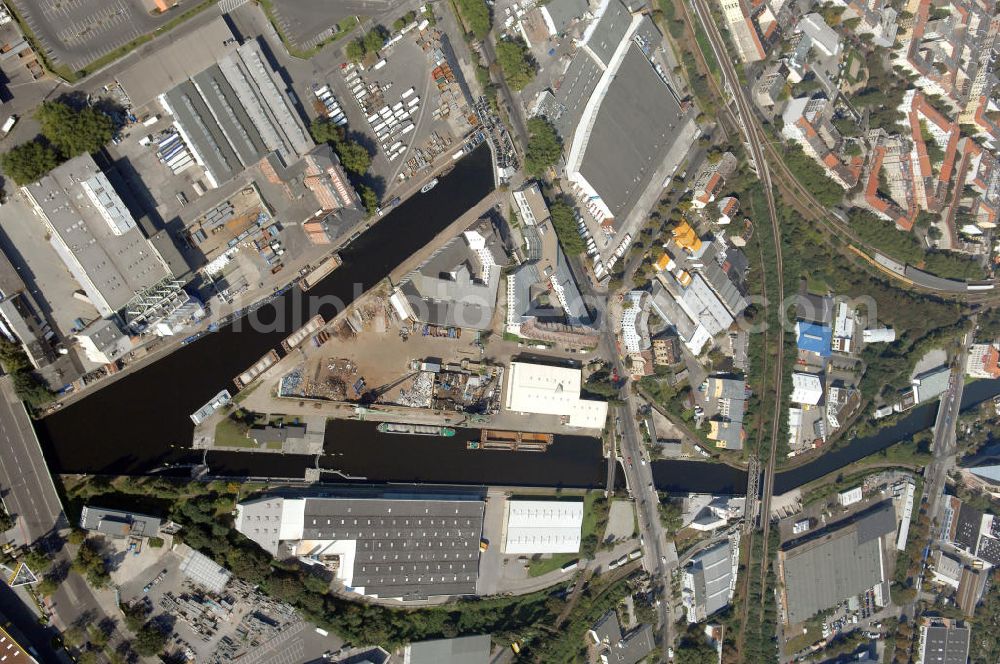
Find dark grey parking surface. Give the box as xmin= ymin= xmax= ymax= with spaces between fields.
xmin=11 ymin=0 xmax=182 ymax=73
xmin=269 ymin=0 xmax=391 ymax=49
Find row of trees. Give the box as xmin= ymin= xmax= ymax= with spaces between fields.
xmin=0 ymin=340 xmax=53 ymax=410
xmin=1 ymin=100 xmax=114 ymax=185
xmin=495 ymin=38 xmax=536 ymax=91
xmin=524 ymin=117 xmax=562 ymax=177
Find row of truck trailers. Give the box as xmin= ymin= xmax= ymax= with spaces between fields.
xmin=344 ymin=65 xmax=419 ymax=163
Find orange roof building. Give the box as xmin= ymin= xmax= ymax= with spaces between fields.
xmin=671 ymin=221 xmax=703 ymax=255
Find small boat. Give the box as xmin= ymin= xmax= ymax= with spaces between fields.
xmin=420 ymin=178 xmax=439 ymax=193
xmin=377 ymin=422 xmax=456 ymax=436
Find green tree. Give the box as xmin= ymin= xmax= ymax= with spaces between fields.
xmin=67 ymin=529 xmax=86 ymax=545
xmin=23 ymin=547 xmax=51 ymax=574
xmin=72 ymin=539 xmax=110 ymax=588
xmin=454 ymin=0 xmax=491 ymax=39
xmin=495 ymin=38 xmax=535 ymax=91
xmin=0 ymin=505 xmax=14 ymax=532
xmin=346 ymin=39 xmax=365 ymax=62
xmin=363 ymin=26 xmax=387 ymax=54
xmin=0 ymin=141 xmax=61 ymax=185
xmin=358 ymin=184 xmax=379 ymax=216
xmin=134 ymin=623 xmax=168 ymax=657
xmin=36 ymin=576 xmax=59 ymax=596
xmin=336 ymin=141 xmax=371 ymax=176
xmin=548 ymin=198 xmax=586 ymax=255
xmin=524 ymin=117 xmax=562 ymax=177
xmin=35 ymin=101 xmax=114 ymax=157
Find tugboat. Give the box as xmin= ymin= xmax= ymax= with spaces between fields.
xmin=420 ymin=178 xmax=439 ymax=193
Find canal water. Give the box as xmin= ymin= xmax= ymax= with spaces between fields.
xmin=35 ymin=147 xmax=496 ymax=475
xmin=652 ymin=377 xmax=1000 ymax=495
xmin=317 ymin=420 xmax=607 ymax=488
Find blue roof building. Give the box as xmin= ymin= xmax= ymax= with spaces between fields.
xmin=796 ymin=321 xmax=832 ymax=357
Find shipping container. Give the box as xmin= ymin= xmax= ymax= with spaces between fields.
xmin=400 ymin=123 xmax=414 ymax=135
xmin=314 ymin=85 xmax=330 ymax=97
xmin=367 ymin=113 xmax=380 ymax=123
xmin=401 ymin=87 xmax=416 ymax=99
xmin=373 ymin=59 xmax=387 ymax=70
xmin=407 ymin=96 xmax=420 ymax=107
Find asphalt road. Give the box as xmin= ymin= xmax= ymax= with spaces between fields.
xmin=0 ymin=376 xmax=109 ymax=633
xmin=0 ymin=377 xmax=66 ymax=545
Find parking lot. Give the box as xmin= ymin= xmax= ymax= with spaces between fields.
xmin=120 ymin=545 xmax=341 ymax=663
xmin=10 ymin=0 xmax=180 ymax=73
xmin=318 ymin=22 xmax=478 ymax=196
xmin=267 ymin=0 xmax=392 ymax=50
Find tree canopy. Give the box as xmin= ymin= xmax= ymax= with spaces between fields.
xmin=495 ymin=38 xmax=535 ymax=91
xmin=455 ymin=0 xmax=491 ymax=39
xmin=0 ymin=141 xmax=60 ymax=186
xmin=524 ymin=117 xmax=562 ymax=177
xmin=35 ymin=101 xmax=114 ymax=158
xmin=0 ymin=100 xmax=114 ymax=185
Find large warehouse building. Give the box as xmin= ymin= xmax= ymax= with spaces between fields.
xmin=235 ymin=493 xmax=486 ymax=600
xmin=779 ymin=501 xmax=895 ymax=624
xmin=503 ymin=361 xmax=609 ymax=429
xmin=22 ymin=154 xmax=173 ymax=318
xmin=158 ymin=37 xmax=312 ymax=188
xmin=547 ymin=0 xmax=696 ymax=234
xmin=502 ymin=499 xmax=584 ymax=554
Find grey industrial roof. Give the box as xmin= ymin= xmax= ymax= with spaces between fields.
xmin=405 ymin=635 xmax=491 ymax=664
xmin=552 ymin=53 xmax=601 ymax=141
xmin=649 ymin=281 xmax=699 ymax=341
xmin=977 ymin=534 xmax=1000 ymax=565
xmin=796 ymin=293 xmax=833 ymax=325
xmin=22 ymin=155 xmax=171 ymax=315
xmin=554 ymin=235 xmax=590 ymax=324
xmin=616 ymin=625 xmax=656 ymax=664
xmin=577 ymin=42 xmax=687 ymax=223
xmin=702 ymin=261 xmax=749 ymax=316
xmin=80 ymin=505 xmax=162 ymax=539
xmin=399 ymin=221 xmax=505 ymax=330
xmin=915 ymin=366 xmax=951 ymax=403
xmin=688 ymin=540 xmax=734 ymax=617
xmin=77 ymin=318 xmax=128 ymax=356
xmin=542 ymin=0 xmax=589 ymax=34
xmin=585 ymin=0 xmax=633 ymax=67
xmin=709 ymin=377 xmax=746 ymax=400
xmin=592 ymin=610 xmax=623 ymax=645
xmin=160 ymin=39 xmax=312 ymax=186
xmin=248 ymin=425 xmax=306 ymax=444
xmin=922 ymin=625 xmax=970 ymax=664
xmin=954 ymin=503 xmax=982 ymax=552
xmin=781 ymin=505 xmax=895 ymax=624
xmin=300 ymin=497 xmax=485 ymax=599
xmin=856 ymin=500 xmax=897 ymax=545
xmin=592 ymin=611 xmax=654 ymax=664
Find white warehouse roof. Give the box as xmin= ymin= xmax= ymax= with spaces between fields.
xmin=503 ymin=499 xmax=584 ymax=554
xmin=790 ymin=372 xmax=823 ymax=406
xmin=504 ymin=361 xmax=609 ymax=429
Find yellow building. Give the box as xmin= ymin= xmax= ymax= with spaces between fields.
xmin=671 ymin=220 xmax=702 ymax=255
